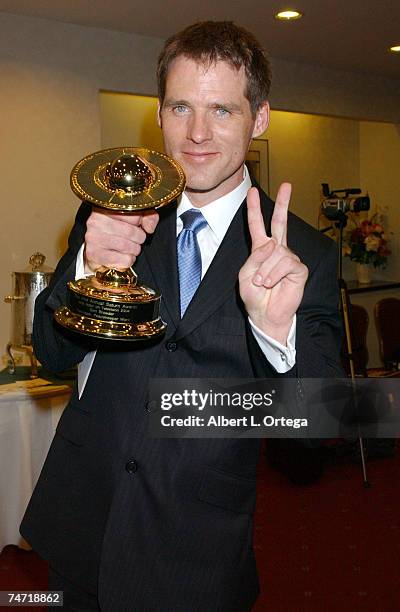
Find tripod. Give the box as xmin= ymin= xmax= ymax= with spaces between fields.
xmin=323 ymin=212 xmax=370 ymax=486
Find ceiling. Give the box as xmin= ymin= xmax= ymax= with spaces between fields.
xmin=0 ymin=0 xmax=399 ymax=79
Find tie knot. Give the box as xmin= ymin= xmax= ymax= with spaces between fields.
xmin=180 ymin=209 xmax=207 ymax=234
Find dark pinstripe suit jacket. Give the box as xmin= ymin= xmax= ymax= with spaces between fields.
xmin=21 ymin=189 xmax=342 ymax=611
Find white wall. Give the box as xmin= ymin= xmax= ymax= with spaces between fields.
xmin=270 ymin=57 xmax=400 ymax=124
xmin=352 ymin=121 xmax=400 ymax=366
xmin=263 ymin=110 xmax=360 ymax=227
xmin=100 ymin=92 xmax=163 ymax=152
xmin=359 ymin=122 xmax=400 ymax=280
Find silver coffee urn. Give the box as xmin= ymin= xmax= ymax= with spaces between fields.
xmin=4 ymin=252 xmax=54 ymax=378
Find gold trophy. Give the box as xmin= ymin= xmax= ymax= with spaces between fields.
xmin=54 ymin=147 xmax=185 ymax=340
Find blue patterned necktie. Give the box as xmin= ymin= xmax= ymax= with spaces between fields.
xmin=177 ymin=209 xmax=208 ymax=317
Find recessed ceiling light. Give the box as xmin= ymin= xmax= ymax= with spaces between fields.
xmin=275 ymin=10 xmax=303 ymax=20
xmin=389 ymin=45 xmax=400 ymax=53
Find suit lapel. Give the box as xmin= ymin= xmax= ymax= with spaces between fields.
xmin=142 ymin=204 xmax=180 ymax=331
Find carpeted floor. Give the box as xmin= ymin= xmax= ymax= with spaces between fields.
xmin=1 ymin=442 xmax=399 ymax=611
xmin=253 ymin=442 xmax=400 ymax=611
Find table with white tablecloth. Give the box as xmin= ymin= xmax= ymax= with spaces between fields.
xmin=0 ymin=381 xmax=71 ymax=552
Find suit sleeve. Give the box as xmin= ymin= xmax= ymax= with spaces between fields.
xmin=32 ymin=201 xmax=97 ymax=373
xmin=247 ymin=236 xmax=343 ymax=379
xmin=295 ymin=237 xmax=343 ymax=378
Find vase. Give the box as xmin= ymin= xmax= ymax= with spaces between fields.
xmin=356 ymin=263 xmax=371 ymax=284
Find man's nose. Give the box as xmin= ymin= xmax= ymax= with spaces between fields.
xmin=186 ymin=111 xmax=212 ymax=143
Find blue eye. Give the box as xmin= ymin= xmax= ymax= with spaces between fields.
xmin=173 ymin=105 xmax=189 ymax=115
xmin=215 ymin=107 xmax=230 ymax=117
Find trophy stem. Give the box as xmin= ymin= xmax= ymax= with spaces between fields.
xmin=95 ymin=267 xmax=138 ymax=288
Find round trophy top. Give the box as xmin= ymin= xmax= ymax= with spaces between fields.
xmin=70 ymin=147 xmax=186 ymax=212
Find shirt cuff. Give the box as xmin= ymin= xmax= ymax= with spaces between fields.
xmin=75 ymin=244 xmax=97 ymax=398
xmin=75 ymin=244 xmax=92 ymax=280
xmin=248 ymin=315 xmax=296 ymax=373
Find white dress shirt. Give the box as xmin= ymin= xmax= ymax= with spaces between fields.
xmin=75 ymin=165 xmax=296 ymax=397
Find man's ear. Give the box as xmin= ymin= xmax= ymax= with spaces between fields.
xmin=157 ymin=101 xmax=162 ymax=128
xmin=252 ymin=102 xmax=270 ymax=139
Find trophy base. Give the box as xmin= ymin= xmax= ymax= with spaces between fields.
xmin=55 ymin=306 xmax=166 ymax=340
xmin=54 ymin=274 xmax=166 ymax=340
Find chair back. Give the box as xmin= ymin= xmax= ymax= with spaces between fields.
xmin=375 ymin=298 xmax=400 ymax=369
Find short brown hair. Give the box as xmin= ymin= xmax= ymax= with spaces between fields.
xmin=157 ymin=21 xmax=272 ymax=117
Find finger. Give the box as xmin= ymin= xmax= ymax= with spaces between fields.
xmin=271 ymin=183 xmax=291 ymax=246
xmin=86 ymin=248 xmax=138 ymax=271
xmin=246 ymin=187 xmax=269 ymax=252
xmin=251 ymin=245 xmax=296 ymax=286
xmin=140 ymin=211 xmax=159 ymax=234
xmin=87 ymin=215 xmax=147 ymax=243
xmin=88 ymin=233 xmax=144 ymax=256
xmin=239 ymin=239 xmax=276 ymax=280
xmin=85 ymin=235 xmax=142 ymax=261
xmin=95 ymin=210 xmax=144 ymax=227
xmin=256 ymin=256 xmax=307 ymax=289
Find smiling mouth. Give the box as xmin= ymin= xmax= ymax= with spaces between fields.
xmin=182 ymin=152 xmax=218 ymax=161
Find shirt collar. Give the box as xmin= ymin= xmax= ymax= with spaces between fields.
xmin=177 ymin=165 xmax=251 ymax=243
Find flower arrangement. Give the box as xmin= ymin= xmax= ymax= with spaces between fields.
xmin=344 ymin=213 xmax=391 ymax=268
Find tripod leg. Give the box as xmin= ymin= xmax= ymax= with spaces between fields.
xmin=358 ymin=435 xmax=370 ymax=487
xmin=338 ymin=278 xmax=370 ymax=486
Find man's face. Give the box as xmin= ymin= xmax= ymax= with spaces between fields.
xmin=158 ymin=56 xmax=269 ymax=206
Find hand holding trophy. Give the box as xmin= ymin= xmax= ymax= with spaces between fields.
xmin=55 ymin=147 xmax=185 ymax=340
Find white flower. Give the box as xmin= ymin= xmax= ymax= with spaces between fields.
xmin=365 ymin=235 xmax=380 ymax=252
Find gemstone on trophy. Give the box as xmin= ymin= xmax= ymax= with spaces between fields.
xmin=105 ymin=154 xmax=154 ymax=193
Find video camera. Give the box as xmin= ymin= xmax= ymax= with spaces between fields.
xmin=321 ymin=183 xmax=370 ymax=221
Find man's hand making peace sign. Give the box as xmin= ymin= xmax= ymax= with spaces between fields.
xmin=239 ymin=184 xmax=309 ymax=346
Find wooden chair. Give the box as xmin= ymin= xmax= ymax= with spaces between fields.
xmin=374 ymin=298 xmax=400 ymax=371
xmin=341 ymin=301 xmax=398 ymax=466
xmin=342 ymin=301 xmax=400 ymax=378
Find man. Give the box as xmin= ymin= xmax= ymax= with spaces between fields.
xmin=21 ymin=21 xmax=342 ymax=611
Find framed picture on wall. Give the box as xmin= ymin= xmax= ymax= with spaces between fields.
xmin=246 ymin=139 xmax=270 ymax=195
